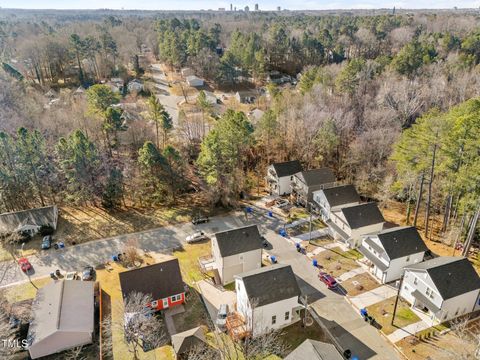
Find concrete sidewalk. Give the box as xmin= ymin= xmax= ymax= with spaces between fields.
xmin=349 ymin=285 xmax=398 ymax=309
xmin=338 ymin=267 xmax=367 ymax=282
xmin=387 ymin=320 xmax=430 ymax=343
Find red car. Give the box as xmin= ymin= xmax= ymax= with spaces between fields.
xmin=18 ymin=258 xmax=32 ymax=273
xmin=318 ymin=272 xmax=338 ymax=289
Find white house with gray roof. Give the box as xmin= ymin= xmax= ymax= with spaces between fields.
xmin=328 ymin=202 xmax=385 ymax=248
xmin=266 ymin=160 xmax=303 ymax=196
xmin=212 ymin=225 xmax=263 ymax=285
xmin=313 ymin=184 xmax=360 ymax=221
xmin=0 ymin=205 xmax=58 ymax=236
xmin=291 ymin=168 xmax=336 ymax=206
xmin=400 ymin=257 xmax=480 ymax=323
xmin=359 ymin=226 xmax=428 ymax=283
xmin=27 ymin=280 xmax=94 ymax=359
xmin=234 ymin=264 xmax=302 ymax=336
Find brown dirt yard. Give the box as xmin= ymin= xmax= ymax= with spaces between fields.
xmin=341 ymin=272 xmax=381 ymax=297
xmin=313 ymin=247 xmax=363 ymax=278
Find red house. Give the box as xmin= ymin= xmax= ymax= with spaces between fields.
xmin=119 ymin=258 xmax=185 ymax=311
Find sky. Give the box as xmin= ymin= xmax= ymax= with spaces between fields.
xmin=0 ymin=0 xmax=478 ymax=10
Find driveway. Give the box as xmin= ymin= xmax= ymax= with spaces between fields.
xmin=349 ymin=285 xmax=399 ymax=309
xmin=197 ymin=279 xmax=236 ymax=330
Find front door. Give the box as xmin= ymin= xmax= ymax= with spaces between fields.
xmin=163 ymin=298 xmax=168 ymax=309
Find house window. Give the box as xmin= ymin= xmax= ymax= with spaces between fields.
xmin=455 ymin=308 xmax=459 ymax=316
xmin=406 ymin=256 xmax=410 ymax=262
xmin=413 ymin=277 xmax=418 ymax=285
xmin=151 ymin=300 xmax=158 ymax=308
xmin=171 ymin=294 xmax=182 ymax=302
xmin=272 ymin=315 xmax=276 ymax=325
xmin=369 ymin=246 xmax=372 ymax=251
xmin=285 ymin=311 xmax=290 ymax=320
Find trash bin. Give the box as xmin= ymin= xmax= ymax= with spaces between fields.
xmin=58 ymin=242 xmax=65 ymax=248
xmin=268 ymin=211 xmax=273 ymax=217
xmin=270 ymin=255 xmax=277 ymax=264
xmin=312 ymin=259 xmax=318 ymax=267
xmin=279 ymin=229 xmax=286 ymax=237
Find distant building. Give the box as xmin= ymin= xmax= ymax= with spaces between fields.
xmin=245 ymin=6 xmax=249 ymax=11
xmin=230 ymin=3 xmax=233 ymax=11
xmin=186 ymin=75 xmax=204 ymax=88
xmin=218 ymin=7 xmax=226 ymax=11
xmin=255 ymin=3 xmax=259 ymax=11
xmin=277 ymin=6 xmax=281 ymax=11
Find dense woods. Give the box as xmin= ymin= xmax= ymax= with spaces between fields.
xmin=0 ymin=9 xmax=479 ymax=248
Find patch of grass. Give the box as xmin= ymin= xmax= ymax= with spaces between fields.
xmin=173 ymin=241 xmax=212 ymax=285
xmin=172 ymin=287 xmax=209 ymax=333
xmin=223 ymin=282 xmax=236 ymax=292
xmin=280 ymin=314 xmax=330 ymax=354
xmin=366 ymin=297 xmax=421 ymax=335
xmin=288 ymin=219 xmax=326 ymax=236
xmin=343 ymin=248 xmax=364 ymax=260
xmin=4 ymin=277 xmax=52 ymax=303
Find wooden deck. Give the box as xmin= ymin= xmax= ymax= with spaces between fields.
xmin=226 ymin=311 xmax=250 ymax=340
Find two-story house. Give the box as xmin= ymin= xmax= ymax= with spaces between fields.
xmin=212 ymin=225 xmax=263 ymax=285
xmin=359 ymin=226 xmax=428 ymax=283
xmin=119 ymin=258 xmax=185 ymax=311
xmin=266 ymin=160 xmax=303 ymax=196
xmin=291 ymin=168 xmax=336 ymax=207
xmin=235 ymin=264 xmax=302 ymax=336
xmin=400 ymin=257 xmax=480 ymax=323
xmin=312 ymin=185 xmax=360 ymax=221
xmin=328 ymin=202 xmax=385 ymax=248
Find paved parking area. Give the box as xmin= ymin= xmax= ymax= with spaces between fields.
xmin=349 ymin=284 xmax=398 ymax=309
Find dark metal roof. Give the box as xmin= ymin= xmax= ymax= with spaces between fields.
xmin=406 ymin=257 xmax=480 ymax=300
xmin=341 ymin=203 xmax=385 ymax=229
xmin=376 ymin=226 xmax=428 ymax=260
xmin=271 ymin=160 xmax=303 ymax=178
xmin=119 ymin=258 xmax=184 ymax=301
xmin=359 ymin=245 xmax=388 ymax=271
xmin=295 ymin=168 xmax=335 ymax=187
xmin=236 ymin=264 xmax=301 ymax=307
xmin=215 ymin=225 xmax=263 ymax=257
xmin=411 ymin=289 xmax=441 ymax=313
xmin=320 ymin=185 xmax=360 ymax=208
xmin=285 ymin=339 xmax=343 ymax=360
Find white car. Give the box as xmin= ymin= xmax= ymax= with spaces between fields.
xmin=186 ymin=231 xmax=208 ymax=243
xmin=275 ymin=199 xmax=290 ymax=208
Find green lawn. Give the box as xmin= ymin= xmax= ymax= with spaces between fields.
xmin=4 ymin=276 xmax=52 ymax=303
xmin=173 ymin=240 xmax=212 ymax=285
xmin=366 ymin=297 xmax=421 ymax=335
xmin=280 ymin=315 xmax=330 ymax=354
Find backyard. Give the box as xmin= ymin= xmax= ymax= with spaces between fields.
xmin=366 ymin=297 xmax=421 ymax=335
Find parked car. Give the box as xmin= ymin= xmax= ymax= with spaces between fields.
xmin=41 ymin=235 xmax=52 ymax=250
xmin=318 ymin=272 xmax=338 ymax=289
xmin=275 ymin=199 xmax=289 ymax=208
xmin=216 ymin=304 xmax=228 ymax=330
xmin=192 ymin=216 xmax=209 ymax=225
xmin=65 ymin=271 xmax=79 ymax=280
xmin=81 ymin=266 xmax=95 ymax=281
xmin=186 ymin=231 xmax=208 ymax=243
xmin=18 ymin=257 xmax=32 ymax=273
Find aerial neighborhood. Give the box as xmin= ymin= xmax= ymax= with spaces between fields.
xmin=1 ymin=5 xmax=480 ymax=360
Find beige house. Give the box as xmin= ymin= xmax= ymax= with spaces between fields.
xmin=212 ymin=225 xmax=263 ymax=285
xmin=27 ymin=280 xmax=95 ymax=359
xmin=0 ymin=205 xmax=58 ymax=236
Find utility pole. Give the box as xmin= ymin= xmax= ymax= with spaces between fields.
xmin=391 ymin=275 xmax=404 ymax=326
xmin=308 ymin=202 xmax=313 ymax=242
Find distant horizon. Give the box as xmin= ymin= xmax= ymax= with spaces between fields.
xmin=0 ymin=1 xmax=479 ymax=11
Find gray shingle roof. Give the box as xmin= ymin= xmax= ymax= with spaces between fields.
xmin=171 ymin=327 xmax=207 ymax=355
xmin=319 ymin=185 xmax=360 ymax=208
xmin=0 ymin=205 xmax=58 ymax=233
xmin=119 ymin=258 xmax=184 ymax=301
xmin=375 ymin=226 xmax=428 ymax=260
xmin=341 ymin=203 xmax=385 ymax=229
xmin=406 ymin=257 xmax=480 ymax=300
xmin=295 ymin=168 xmax=335 ymax=187
xmin=271 ymin=160 xmax=303 ymax=178
xmin=285 ymin=339 xmax=343 ymax=360
xmin=214 ymin=225 xmax=263 ymax=257
xmin=235 ymin=264 xmax=301 ymax=307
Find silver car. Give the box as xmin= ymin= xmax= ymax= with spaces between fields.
xmin=216 ymin=304 xmax=228 ymax=330
xmin=185 ymin=231 xmax=208 ymax=243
